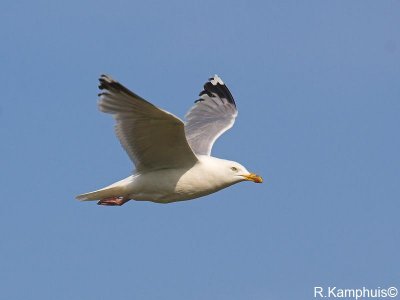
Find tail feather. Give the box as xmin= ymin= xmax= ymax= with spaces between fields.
xmin=76 ymin=186 xmax=124 ymax=201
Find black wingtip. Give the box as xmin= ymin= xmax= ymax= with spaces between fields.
xmin=98 ymin=74 xmax=137 ymax=97
xmin=98 ymin=74 xmax=114 ymax=90
xmin=196 ymin=75 xmax=236 ymax=106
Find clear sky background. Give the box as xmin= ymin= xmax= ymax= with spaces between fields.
xmin=1 ymin=1 xmax=399 ymax=299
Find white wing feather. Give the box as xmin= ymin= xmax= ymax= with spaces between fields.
xmin=184 ymin=75 xmax=238 ymax=156
xmin=98 ymin=75 xmax=198 ymax=172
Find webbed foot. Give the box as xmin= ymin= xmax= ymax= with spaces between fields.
xmin=97 ymin=197 xmax=129 ymax=206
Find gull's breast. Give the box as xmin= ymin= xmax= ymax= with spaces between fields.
xmin=126 ymin=163 xmax=227 ymax=203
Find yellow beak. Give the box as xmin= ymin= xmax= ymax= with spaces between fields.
xmin=242 ymin=173 xmax=263 ymax=183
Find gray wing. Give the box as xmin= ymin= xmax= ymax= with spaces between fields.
xmin=184 ymin=75 xmax=238 ymax=156
xmin=98 ymin=75 xmax=198 ymax=172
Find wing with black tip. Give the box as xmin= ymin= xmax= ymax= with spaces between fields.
xmin=184 ymin=75 xmax=238 ymax=156
xmin=98 ymin=75 xmax=198 ymax=172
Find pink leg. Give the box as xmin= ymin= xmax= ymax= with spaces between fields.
xmin=97 ymin=197 xmax=130 ymax=206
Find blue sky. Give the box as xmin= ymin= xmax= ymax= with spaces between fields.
xmin=1 ymin=1 xmax=399 ymax=299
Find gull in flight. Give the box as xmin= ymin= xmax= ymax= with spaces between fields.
xmin=76 ymin=75 xmax=263 ymax=206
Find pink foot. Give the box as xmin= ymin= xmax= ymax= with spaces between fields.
xmin=97 ymin=197 xmax=130 ymax=206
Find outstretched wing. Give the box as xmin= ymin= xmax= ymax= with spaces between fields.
xmin=98 ymin=75 xmax=198 ymax=172
xmin=184 ymin=75 xmax=238 ymax=156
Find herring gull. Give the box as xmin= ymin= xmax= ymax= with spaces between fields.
xmin=76 ymin=75 xmax=262 ymax=205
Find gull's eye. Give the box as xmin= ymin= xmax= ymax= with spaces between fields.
xmin=231 ymin=167 xmax=238 ymax=172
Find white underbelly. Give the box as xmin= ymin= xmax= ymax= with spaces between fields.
xmin=125 ymin=168 xmax=227 ymax=203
